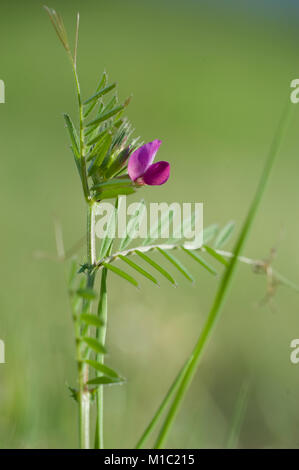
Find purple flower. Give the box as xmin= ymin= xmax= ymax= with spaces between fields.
xmin=128 ymin=140 xmax=170 ymax=186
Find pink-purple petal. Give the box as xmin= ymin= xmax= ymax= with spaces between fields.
xmin=128 ymin=140 xmax=162 ymax=181
xmin=142 ymin=161 xmax=170 ymax=186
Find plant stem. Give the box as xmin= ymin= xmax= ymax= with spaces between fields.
xmin=135 ymin=358 xmax=192 ymax=449
xmin=77 ymin=202 xmax=96 ymax=449
xmin=72 ymin=55 xmax=93 ymax=449
xmin=46 ymin=9 xmax=95 ymax=449
xmin=72 ymin=44 xmax=94 ymax=450
xmin=77 ymin=355 xmax=90 ymax=449
xmin=94 ymin=267 xmax=108 ymax=449
xmin=153 ymin=102 xmax=293 ymax=449
xmin=87 ymin=201 xmax=96 ymax=266
xmin=75 ymin=308 xmax=90 ymax=449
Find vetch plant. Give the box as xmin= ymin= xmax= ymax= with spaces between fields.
xmin=45 ymin=7 xmax=298 ymax=449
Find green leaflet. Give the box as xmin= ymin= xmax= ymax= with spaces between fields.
xmin=157 ymin=248 xmax=194 ymax=282
xmin=92 ymin=178 xmax=132 ymax=190
xmin=76 ymin=288 xmax=97 ymax=300
xmin=102 ymin=95 xmax=117 ymax=114
xmin=87 ymin=376 xmax=125 ymax=386
xmin=70 ymin=148 xmax=83 ymax=181
xmin=64 ymin=114 xmax=82 ymax=178
xmin=181 ymin=247 xmax=217 ymax=276
xmin=93 ymin=186 xmax=135 ymax=201
xmin=83 ymin=72 xmax=107 ymax=118
xmin=214 ymin=221 xmax=236 ymax=249
xmin=104 ymin=147 xmax=131 ymax=179
xmin=64 ymin=113 xmax=80 ymax=158
xmin=102 ymin=262 xmax=139 ymax=288
xmin=80 ymin=314 xmax=104 ymax=328
xmin=86 ymin=129 xmax=110 ymax=151
xmin=119 ymin=254 xmax=159 ymax=286
xmin=86 ymin=105 xmax=124 ymax=128
xmin=110 ymin=119 xmax=132 ymax=150
xmin=82 ymin=337 xmax=107 ymax=354
xmin=84 ymin=106 xmax=105 ymax=137
xmin=83 ymin=83 xmax=117 ymax=105
xmin=84 ymin=360 xmax=120 ymax=378
xmin=135 ymin=250 xmax=177 ymax=286
xmin=203 ymin=245 xmax=229 ymax=266
xmin=88 ymin=133 xmax=112 ymax=175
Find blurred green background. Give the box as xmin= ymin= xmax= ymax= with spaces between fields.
xmin=1 ymin=0 xmax=299 ymax=449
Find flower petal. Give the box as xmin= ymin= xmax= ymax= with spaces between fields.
xmin=128 ymin=140 xmax=162 ymax=181
xmin=142 ymin=161 xmax=170 ymax=186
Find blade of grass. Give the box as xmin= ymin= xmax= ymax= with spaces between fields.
xmin=226 ymin=379 xmax=250 ymax=449
xmin=150 ymin=101 xmax=292 ymax=448
xmin=135 ymin=358 xmax=192 ymax=449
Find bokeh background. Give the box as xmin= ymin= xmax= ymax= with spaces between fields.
xmin=1 ymin=0 xmax=299 ymax=449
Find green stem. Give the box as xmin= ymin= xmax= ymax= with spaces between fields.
xmin=72 ymin=54 xmax=94 ymax=450
xmin=77 ymin=202 xmax=96 ymax=449
xmin=136 ymin=358 xmax=192 ymax=449
xmin=77 ymin=354 xmax=90 ymax=449
xmin=94 ymin=198 xmax=118 ymax=449
xmin=95 ymin=268 xmax=108 ymax=449
xmin=87 ymin=201 xmax=96 ymax=266
xmin=153 ymin=102 xmax=293 ymax=449
xmin=46 ymin=10 xmax=93 ymax=449
xmin=75 ymin=309 xmax=90 ymax=449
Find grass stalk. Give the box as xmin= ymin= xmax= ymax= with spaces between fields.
xmin=151 ymin=102 xmax=292 ymax=448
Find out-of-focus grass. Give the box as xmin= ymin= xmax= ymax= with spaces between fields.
xmin=0 ymin=0 xmax=299 ymax=448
